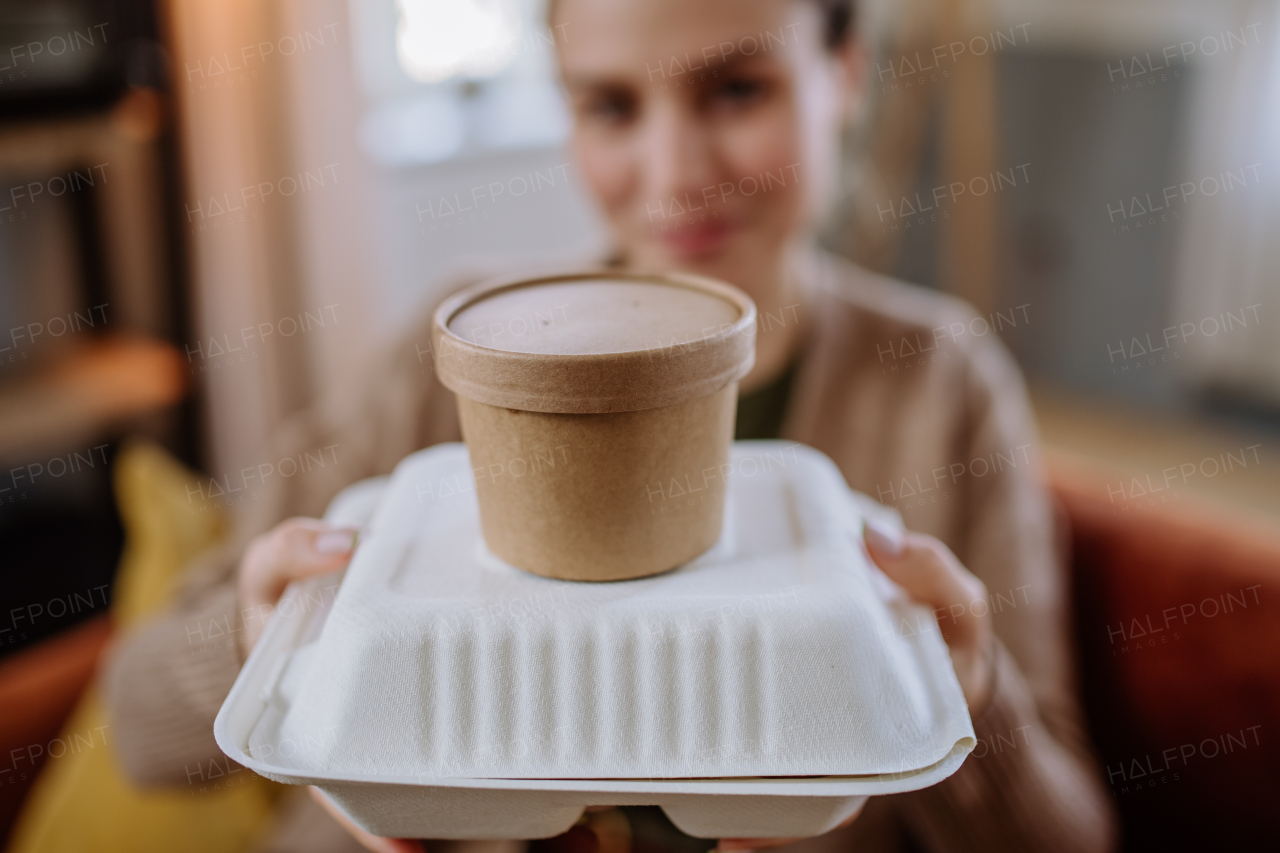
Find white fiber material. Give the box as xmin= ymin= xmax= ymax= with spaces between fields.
xmin=249 ymin=442 xmax=974 ymax=780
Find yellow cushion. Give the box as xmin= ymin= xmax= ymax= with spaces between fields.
xmin=109 ymin=438 xmax=228 ymax=627
xmin=8 ymin=440 xmax=285 ymax=853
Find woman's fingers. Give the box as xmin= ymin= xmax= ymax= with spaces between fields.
xmin=861 ymin=515 xmax=905 ymax=557
xmin=308 ymin=787 xmax=424 ymax=853
xmin=237 ymin=518 xmax=359 ymax=656
xmin=862 ymin=518 xmax=995 ymax=713
xmin=247 ymin=519 xmax=359 ymax=602
xmin=863 ymin=518 xmax=984 ymax=641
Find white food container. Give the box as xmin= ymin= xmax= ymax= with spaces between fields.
xmin=214 ymin=442 xmax=974 ymax=840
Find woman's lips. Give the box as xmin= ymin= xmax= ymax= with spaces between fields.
xmin=654 ymin=218 xmax=736 ymax=259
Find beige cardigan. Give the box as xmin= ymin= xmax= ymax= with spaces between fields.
xmin=102 ymin=250 xmax=1117 ymax=853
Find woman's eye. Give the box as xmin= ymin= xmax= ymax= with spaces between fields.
xmin=709 ymin=77 xmax=768 ymax=109
xmin=580 ymin=91 xmax=637 ymax=125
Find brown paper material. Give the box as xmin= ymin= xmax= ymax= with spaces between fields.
xmin=432 ymin=271 xmax=756 ymax=414
xmin=433 ymin=270 xmax=756 ymax=581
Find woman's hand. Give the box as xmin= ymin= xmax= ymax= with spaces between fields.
xmin=862 ymin=517 xmax=996 ymax=713
xmin=237 ymin=521 xmax=402 ymax=851
xmin=715 ymin=519 xmax=996 ymax=852
xmin=236 ymin=518 xmax=359 ymax=659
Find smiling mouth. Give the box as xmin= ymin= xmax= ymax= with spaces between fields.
xmin=654 ymin=218 xmax=736 ymax=259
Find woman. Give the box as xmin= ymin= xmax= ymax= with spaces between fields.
xmin=103 ymin=1 xmax=1117 ymax=851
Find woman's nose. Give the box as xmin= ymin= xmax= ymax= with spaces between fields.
xmin=639 ymin=102 xmax=718 ymax=208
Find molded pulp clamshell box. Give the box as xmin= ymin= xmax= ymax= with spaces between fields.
xmin=214 ymin=442 xmax=975 ymax=840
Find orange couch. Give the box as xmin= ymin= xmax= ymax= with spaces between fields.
xmin=0 ymin=616 xmax=112 ymax=846
xmin=1051 ymin=457 xmax=1280 ymax=850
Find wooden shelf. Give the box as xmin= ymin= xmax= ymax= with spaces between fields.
xmin=0 ymin=336 xmax=186 ymax=462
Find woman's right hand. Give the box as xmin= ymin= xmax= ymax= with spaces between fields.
xmin=236 ymin=517 xmax=359 ymax=659
xmin=240 ymin=521 xmax=413 ymax=851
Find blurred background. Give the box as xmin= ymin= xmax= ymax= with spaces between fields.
xmin=0 ymin=0 xmax=1277 ymax=851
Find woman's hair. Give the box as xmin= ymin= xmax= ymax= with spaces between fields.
xmin=816 ymin=0 xmax=857 ymax=50
xmin=546 ymin=0 xmax=858 ymax=52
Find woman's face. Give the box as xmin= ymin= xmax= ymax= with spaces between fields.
xmin=555 ymin=0 xmax=858 ymax=302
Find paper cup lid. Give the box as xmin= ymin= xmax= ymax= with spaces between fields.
xmin=432 ymin=270 xmax=757 ymax=414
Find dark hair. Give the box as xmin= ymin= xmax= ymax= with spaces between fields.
xmin=547 ymin=0 xmax=858 ymax=52
xmin=817 ymin=0 xmax=857 ymax=50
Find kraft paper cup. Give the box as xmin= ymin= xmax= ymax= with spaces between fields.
xmin=432 ymin=270 xmax=756 ymax=581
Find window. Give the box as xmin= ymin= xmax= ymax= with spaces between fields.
xmin=351 ymin=0 xmax=569 ymax=167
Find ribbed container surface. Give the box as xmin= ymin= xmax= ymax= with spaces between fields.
xmin=248 ymin=442 xmax=973 ymax=780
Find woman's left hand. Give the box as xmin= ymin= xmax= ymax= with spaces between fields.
xmin=861 ymin=517 xmax=996 ymax=714
xmin=715 ymin=519 xmax=996 ymax=852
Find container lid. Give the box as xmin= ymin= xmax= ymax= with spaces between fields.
xmin=431 ymin=270 xmax=756 ymax=413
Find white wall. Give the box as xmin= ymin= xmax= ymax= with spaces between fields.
xmin=366 ymin=147 xmax=608 ymax=333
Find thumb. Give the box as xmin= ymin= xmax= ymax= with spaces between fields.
xmin=245 ymin=520 xmax=359 ymax=608
xmin=275 ymin=525 xmax=360 ymax=592
xmin=862 ymin=516 xmax=905 ymax=561
xmin=311 ymin=527 xmax=361 ymax=562
xmin=861 ymin=518 xmax=976 ymax=614
xmin=239 ymin=520 xmax=360 ymax=659
xmin=861 ymin=518 xmax=988 ymax=651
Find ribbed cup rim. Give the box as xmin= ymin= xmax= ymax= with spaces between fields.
xmin=431 ymin=269 xmax=757 ymax=414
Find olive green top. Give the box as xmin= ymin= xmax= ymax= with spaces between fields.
xmin=733 ymin=358 xmax=798 ymax=440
